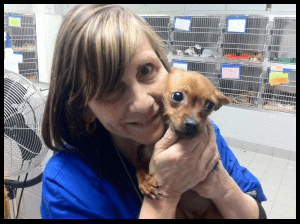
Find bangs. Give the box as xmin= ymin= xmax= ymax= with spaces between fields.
xmin=81 ymin=7 xmax=143 ymax=105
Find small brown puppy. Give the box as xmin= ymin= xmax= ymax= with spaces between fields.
xmin=136 ymin=68 xmax=230 ymax=218
xmin=163 ymin=68 xmax=229 ymax=138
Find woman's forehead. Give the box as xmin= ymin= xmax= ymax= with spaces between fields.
xmin=125 ymin=38 xmax=159 ymax=70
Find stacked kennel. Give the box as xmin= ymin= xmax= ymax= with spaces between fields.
xmin=221 ymin=16 xmax=268 ymax=63
xmin=171 ymin=60 xmax=262 ymax=108
xmin=4 ymin=12 xmax=39 ymax=82
xmin=170 ymin=16 xmax=221 ymax=59
xmin=268 ymin=17 xmax=296 ymax=63
xmin=171 ymin=59 xmax=219 ymax=86
xmin=146 ymin=14 xmax=296 ymax=113
xmin=218 ymin=64 xmax=262 ymax=107
xmin=143 ymin=16 xmax=170 ymax=46
xmin=262 ymin=69 xmax=296 ymax=113
xmin=262 ymin=17 xmax=296 ymax=113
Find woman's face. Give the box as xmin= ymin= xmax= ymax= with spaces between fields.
xmin=88 ymin=37 xmax=168 ymax=145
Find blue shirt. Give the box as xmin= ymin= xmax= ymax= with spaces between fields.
xmin=40 ymin=121 xmax=267 ymax=219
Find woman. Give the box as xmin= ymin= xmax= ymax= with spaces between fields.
xmin=41 ymin=4 xmax=267 ymax=219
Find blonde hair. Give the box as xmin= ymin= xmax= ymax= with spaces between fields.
xmin=42 ymin=4 xmax=170 ymax=150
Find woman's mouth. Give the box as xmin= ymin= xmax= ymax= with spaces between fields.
xmin=127 ymin=113 xmax=160 ymax=128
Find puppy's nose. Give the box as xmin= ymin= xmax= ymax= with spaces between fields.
xmin=183 ymin=118 xmax=199 ymax=138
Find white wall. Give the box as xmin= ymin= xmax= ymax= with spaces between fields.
xmin=123 ymin=4 xmax=296 ymax=16
xmin=33 ymin=5 xmax=63 ymax=83
xmin=210 ymin=106 xmax=296 ymax=160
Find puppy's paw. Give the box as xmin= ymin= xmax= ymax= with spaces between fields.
xmin=137 ymin=170 xmax=161 ymax=200
xmin=139 ymin=174 xmax=161 ymax=200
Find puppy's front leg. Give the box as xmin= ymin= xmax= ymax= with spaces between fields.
xmin=136 ymin=145 xmax=160 ymax=200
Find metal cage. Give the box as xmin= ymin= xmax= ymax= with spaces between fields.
xmin=221 ymin=16 xmax=268 ymax=63
xmin=143 ymin=16 xmax=170 ymax=45
xmin=171 ymin=16 xmax=221 ymax=59
xmin=268 ymin=17 xmax=296 ymax=63
xmin=4 ymin=12 xmax=39 ymax=82
xmin=184 ymin=61 xmax=219 ymax=86
xmin=219 ymin=64 xmax=262 ymax=107
xmin=262 ymin=69 xmax=296 ymax=113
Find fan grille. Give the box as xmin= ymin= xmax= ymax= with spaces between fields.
xmin=4 ymin=69 xmax=48 ymax=177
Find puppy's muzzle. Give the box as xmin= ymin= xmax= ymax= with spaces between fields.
xmin=176 ymin=117 xmax=200 ymax=139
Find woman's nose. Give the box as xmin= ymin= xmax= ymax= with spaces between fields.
xmin=128 ymin=85 xmax=154 ymax=113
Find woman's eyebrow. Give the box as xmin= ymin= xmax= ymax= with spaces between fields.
xmin=136 ymin=55 xmax=161 ymax=67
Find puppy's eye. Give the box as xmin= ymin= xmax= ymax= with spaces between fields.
xmin=205 ymin=101 xmax=214 ymax=112
xmin=171 ymin=92 xmax=184 ymax=104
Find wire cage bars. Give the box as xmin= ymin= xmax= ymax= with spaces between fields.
xmin=4 ymin=12 xmax=39 ymax=82
xmin=143 ymin=16 xmax=170 ymax=46
xmin=219 ymin=64 xmax=262 ymax=107
xmin=268 ymin=17 xmax=296 ymax=63
xmin=262 ymin=69 xmax=296 ymax=113
xmin=183 ymin=60 xmax=219 ymax=86
xmin=171 ymin=16 xmax=221 ymax=59
xmin=221 ymin=16 xmax=268 ymax=63
xmin=4 ymin=70 xmax=48 ymax=176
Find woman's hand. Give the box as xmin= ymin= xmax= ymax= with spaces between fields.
xmin=191 ymin=157 xmax=230 ymax=200
xmin=190 ymin=128 xmax=230 ymax=200
xmin=149 ymin=123 xmax=220 ymax=200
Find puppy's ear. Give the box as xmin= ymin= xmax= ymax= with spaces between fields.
xmin=214 ymin=90 xmax=230 ymax=111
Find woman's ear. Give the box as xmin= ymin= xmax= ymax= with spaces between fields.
xmin=83 ymin=106 xmax=97 ymax=132
xmin=83 ymin=106 xmax=96 ymax=122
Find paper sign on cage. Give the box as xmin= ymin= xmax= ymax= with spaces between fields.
xmin=14 ymin=52 xmax=24 ymax=64
xmin=268 ymin=66 xmax=291 ymax=86
xmin=174 ymin=17 xmax=192 ymax=32
xmin=227 ymin=16 xmax=247 ymax=33
xmin=8 ymin=14 xmax=22 ymax=27
xmin=269 ymin=72 xmax=289 ymax=86
xmin=172 ymin=60 xmax=188 ymax=71
xmin=221 ymin=64 xmax=241 ymax=79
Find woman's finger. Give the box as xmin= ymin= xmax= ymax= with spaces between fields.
xmin=153 ymin=125 xmax=179 ymax=157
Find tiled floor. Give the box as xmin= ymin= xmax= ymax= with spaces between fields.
xmin=231 ymin=147 xmax=296 ymax=219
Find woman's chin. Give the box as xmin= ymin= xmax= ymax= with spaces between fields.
xmin=135 ymin=124 xmax=166 ymax=145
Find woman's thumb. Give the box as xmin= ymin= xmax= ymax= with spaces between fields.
xmin=154 ymin=125 xmax=178 ymax=155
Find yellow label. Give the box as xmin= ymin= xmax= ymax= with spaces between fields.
xmin=269 ymin=72 xmax=289 ymax=86
xmin=9 ymin=17 xmax=21 ymax=27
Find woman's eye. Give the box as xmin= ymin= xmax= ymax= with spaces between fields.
xmin=139 ymin=64 xmax=153 ymax=77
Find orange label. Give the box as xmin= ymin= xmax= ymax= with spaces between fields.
xmin=269 ymin=71 xmax=289 ymax=86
